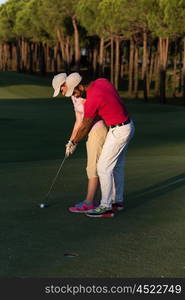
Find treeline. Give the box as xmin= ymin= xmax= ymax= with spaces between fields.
xmin=0 ymin=0 xmax=185 ymax=104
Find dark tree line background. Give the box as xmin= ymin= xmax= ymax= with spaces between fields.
xmin=0 ymin=0 xmax=185 ymax=104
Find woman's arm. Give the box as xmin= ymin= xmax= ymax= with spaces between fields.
xmin=69 ymin=111 xmax=83 ymax=141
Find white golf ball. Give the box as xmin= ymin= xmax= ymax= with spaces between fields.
xmin=40 ymin=204 xmax=44 ymax=208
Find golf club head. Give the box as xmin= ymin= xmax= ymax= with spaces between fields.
xmin=38 ymin=203 xmax=49 ymax=208
xmin=37 ymin=155 xmax=67 ymax=209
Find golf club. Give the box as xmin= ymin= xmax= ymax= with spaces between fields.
xmin=38 ymin=154 xmax=68 ymax=208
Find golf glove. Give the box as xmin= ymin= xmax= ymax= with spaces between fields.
xmin=65 ymin=140 xmax=77 ymax=157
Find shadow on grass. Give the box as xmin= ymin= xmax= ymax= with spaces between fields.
xmin=128 ymin=172 xmax=185 ymax=209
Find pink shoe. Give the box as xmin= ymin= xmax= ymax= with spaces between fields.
xmin=69 ymin=201 xmax=98 ymax=213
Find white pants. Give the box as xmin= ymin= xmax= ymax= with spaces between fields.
xmin=97 ymin=121 xmax=135 ymax=208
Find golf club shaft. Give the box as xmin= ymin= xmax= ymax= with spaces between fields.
xmin=44 ymin=155 xmax=67 ymax=200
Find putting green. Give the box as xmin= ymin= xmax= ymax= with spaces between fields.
xmin=0 ymin=71 xmax=185 ymax=278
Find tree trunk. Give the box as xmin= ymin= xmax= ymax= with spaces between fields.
xmin=178 ymin=49 xmax=182 ymax=94
xmin=0 ymin=44 xmax=2 ymax=70
xmin=159 ymin=37 xmax=169 ymax=104
xmin=128 ymin=38 xmax=134 ymax=96
xmin=72 ymin=16 xmax=80 ymax=72
xmin=45 ymin=43 xmax=50 ymax=73
xmin=114 ymin=37 xmax=120 ymax=89
xmin=23 ymin=39 xmax=27 ymax=72
xmin=25 ymin=40 xmax=30 ymax=72
xmin=142 ymin=31 xmax=148 ymax=102
xmin=20 ymin=38 xmax=24 ymax=72
xmin=69 ymin=43 xmax=74 ymax=66
xmin=134 ymin=45 xmax=139 ymax=98
xmin=7 ymin=43 xmax=12 ymax=70
xmin=56 ymin=28 xmax=67 ymax=72
xmin=120 ymin=45 xmax=126 ymax=79
xmin=99 ymin=37 xmax=104 ymax=76
xmin=12 ymin=44 xmax=17 ymax=71
xmin=35 ymin=43 xmax=39 ymax=72
xmin=149 ymin=51 xmax=155 ymax=90
xmin=53 ymin=45 xmax=58 ymax=73
xmin=120 ymin=54 xmax=124 ymax=79
xmin=65 ymin=35 xmax=71 ymax=73
xmin=16 ymin=39 xmax=21 ymax=72
xmin=110 ymin=36 xmax=114 ymax=83
xmin=183 ymin=37 xmax=185 ymax=105
xmin=38 ymin=42 xmax=46 ymax=75
xmin=33 ymin=43 xmax=37 ymax=72
xmin=154 ymin=44 xmax=160 ymax=98
xmin=93 ymin=47 xmax=98 ymax=74
xmin=172 ymin=55 xmax=177 ymax=98
xmin=4 ymin=43 xmax=9 ymax=71
xmin=27 ymin=42 xmax=32 ymax=73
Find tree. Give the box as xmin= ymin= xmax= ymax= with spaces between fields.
xmin=0 ymin=0 xmax=185 ymax=105
xmin=15 ymin=0 xmax=52 ymax=74
xmin=77 ymin=0 xmax=108 ymax=76
xmin=163 ymin=0 xmax=185 ymax=103
xmin=39 ymin=0 xmax=83 ymax=72
xmin=98 ymin=0 xmax=127 ymax=87
xmin=0 ymin=0 xmax=27 ymax=71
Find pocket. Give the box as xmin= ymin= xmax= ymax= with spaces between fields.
xmin=111 ymin=125 xmax=134 ymax=145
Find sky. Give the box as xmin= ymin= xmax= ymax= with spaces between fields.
xmin=0 ymin=0 xmax=7 ymax=5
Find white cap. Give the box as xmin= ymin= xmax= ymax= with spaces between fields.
xmin=65 ymin=73 xmax=82 ymax=97
xmin=52 ymin=73 xmax=67 ymax=97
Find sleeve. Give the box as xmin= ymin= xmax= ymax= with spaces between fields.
xmin=71 ymin=96 xmax=84 ymax=114
xmin=75 ymin=101 xmax=84 ymax=114
xmin=84 ymin=90 xmax=100 ymax=119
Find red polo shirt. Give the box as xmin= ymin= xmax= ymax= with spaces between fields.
xmin=84 ymin=78 xmax=129 ymax=126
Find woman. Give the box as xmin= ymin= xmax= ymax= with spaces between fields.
xmin=67 ymin=94 xmax=108 ymax=213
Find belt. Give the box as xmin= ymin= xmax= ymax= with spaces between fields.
xmin=110 ymin=118 xmax=130 ymax=128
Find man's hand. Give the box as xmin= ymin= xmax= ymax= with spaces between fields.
xmin=65 ymin=140 xmax=77 ymax=157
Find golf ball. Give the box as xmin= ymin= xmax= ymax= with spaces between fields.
xmin=40 ymin=204 xmax=44 ymax=208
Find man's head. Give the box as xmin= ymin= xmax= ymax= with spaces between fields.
xmin=61 ymin=72 xmax=86 ymax=98
xmin=52 ymin=73 xmax=67 ymax=97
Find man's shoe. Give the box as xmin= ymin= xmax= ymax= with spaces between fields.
xmin=86 ymin=205 xmax=114 ymax=218
xmin=112 ymin=202 xmax=125 ymax=212
xmin=69 ymin=201 xmax=98 ymax=213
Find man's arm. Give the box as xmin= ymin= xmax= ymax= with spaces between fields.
xmin=71 ymin=117 xmax=94 ymax=144
xmin=69 ymin=111 xmax=83 ymax=141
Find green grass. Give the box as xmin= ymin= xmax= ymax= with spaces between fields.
xmin=0 ymin=71 xmax=185 ymax=278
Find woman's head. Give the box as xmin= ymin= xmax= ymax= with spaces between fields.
xmin=52 ymin=73 xmax=67 ymax=97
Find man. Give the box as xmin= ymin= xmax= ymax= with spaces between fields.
xmin=61 ymin=73 xmax=135 ymax=218
xmin=52 ymin=72 xmax=107 ymax=213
